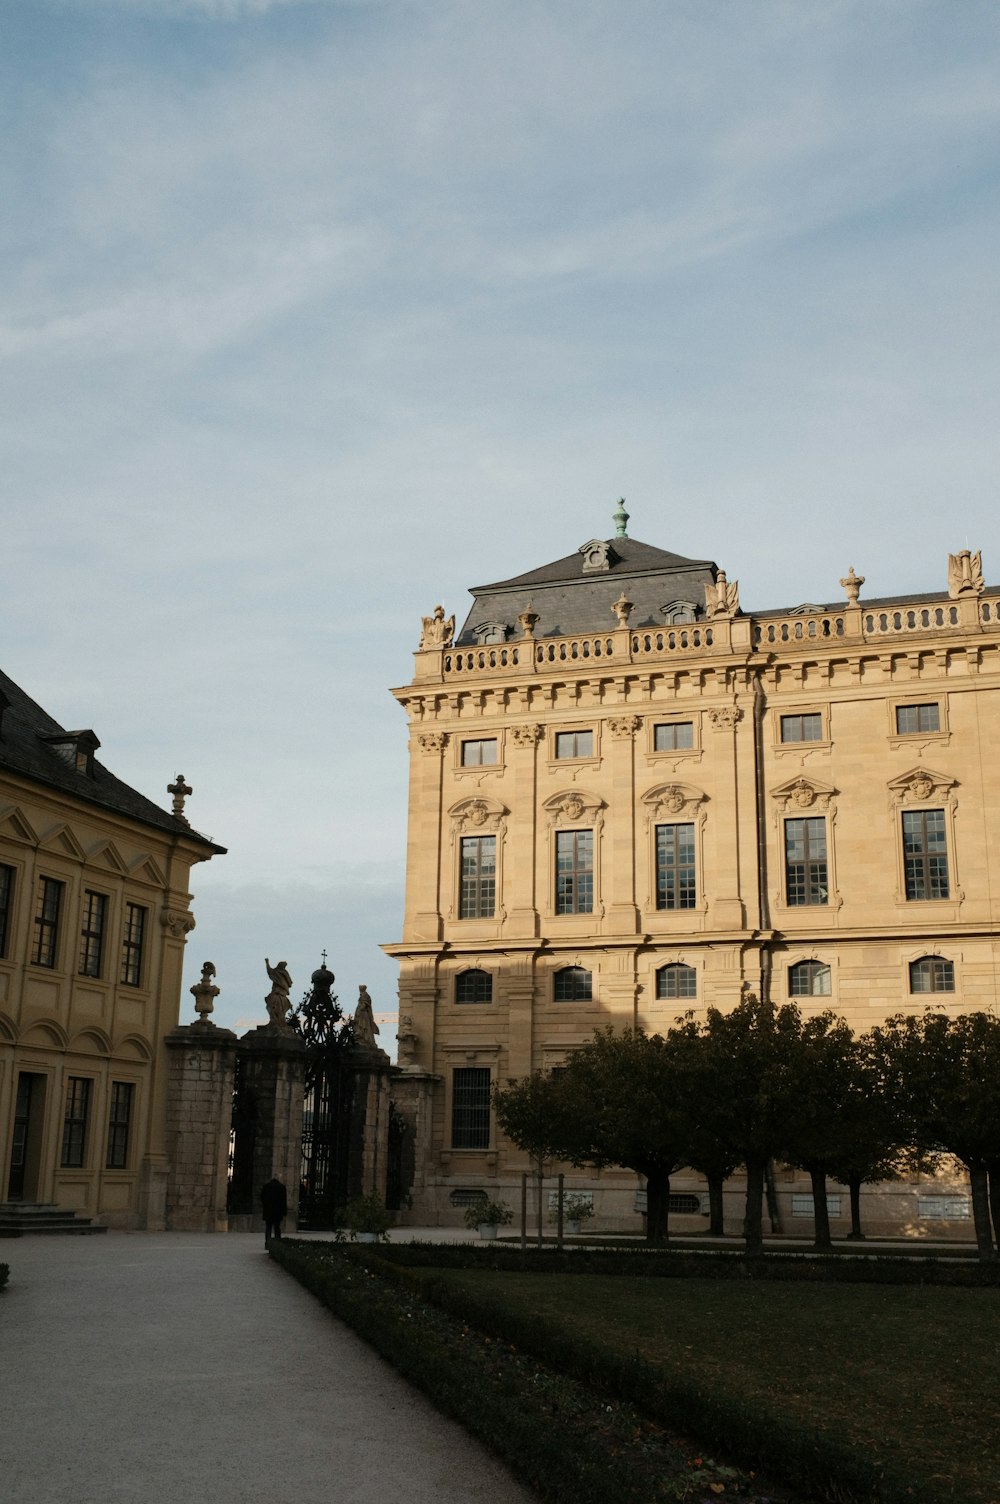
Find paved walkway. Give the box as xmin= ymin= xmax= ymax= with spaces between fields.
xmin=0 ymin=1231 xmax=535 ymax=1504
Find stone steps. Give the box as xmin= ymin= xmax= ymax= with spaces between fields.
xmin=0 ymin=1203 xmax=108 ymax=1237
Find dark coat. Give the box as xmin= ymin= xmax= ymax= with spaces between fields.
xmin=261 ymin=1179 xmax=288 ymax=1220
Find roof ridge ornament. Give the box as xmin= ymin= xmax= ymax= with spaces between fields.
xmin=613 ymin=497 xmax=629 ymax=538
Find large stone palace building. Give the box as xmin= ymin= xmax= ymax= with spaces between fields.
xmin=386 ymin=506 xmax=1000 ymax=1234
xmin=0 ymin=669 xmax=224 ymax=1228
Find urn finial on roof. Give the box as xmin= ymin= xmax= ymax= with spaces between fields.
xmin=612 ymin=497 xmax=630 ymax=538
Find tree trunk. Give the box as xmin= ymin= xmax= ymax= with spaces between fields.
xmin=645 ymin=1172 xmax=671 ymax=1243
xmin=845 ymin=1176 xmax=865 ymax=1239
xmin=743 ymin=1159 xmax=765 ymax=1255
xmin=989 ymin=1163 xmax=1000 ymax=1252
xmin=810 ymin=1166 xmax=831 ymax=1250
xmin=707 ymin=1173 xmax=726 ymax=1235
xmin=968 ymin=1164 xmax=996 ymax=1263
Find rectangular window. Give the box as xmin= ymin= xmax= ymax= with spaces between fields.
xmin=918 ymin=1196 xmax=970 ymax=1220
xmin=555 ymin=830 xmax=594 ymax=914
xmin=461 ymin=738 xmax=497 ymax=767
xmin=78 ymin=890 xmax=107 ymax=977
xmin=902 ymin=810 xmax=949 ymax=900
xmin=792 ymin=1194 xmax=842 ymax=1217
xmin=32 ymin=876 xmax=63 ymax=968
xmin=0 ymin=864 xmax=14 ymax=958
xmin=780 ymin=713 xmax=823 ymax=743
xmin=784 ymin=818 xmax=828 ymax=906
xmin=555 ymin=730 xmax=593 ymax=759
xmin=451 ymin=1067 xmax=491 ymax=1149
xmin=460 ymin=836 xmax=496 ymax=919
xmin=120 ymin=904 xmax=147 ymax=987
xmin=655 ymin=823 xmax=696 ymax=910
xmin=61 ymin=1077 xmax=91 ymax=1168
xmin=896 ymin=703 xmax=941 ymax=734
xmin=106 ymin=1081 xmax=135 ymax=1169
xmin=654 ymin=722 xmax=694 ymax=751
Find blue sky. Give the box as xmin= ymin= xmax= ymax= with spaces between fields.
xmin=3 ymin=0 xmax=999 ymax=1040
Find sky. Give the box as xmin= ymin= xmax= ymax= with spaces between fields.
xmin=3 ymin=0 xmax=999 ymax=1044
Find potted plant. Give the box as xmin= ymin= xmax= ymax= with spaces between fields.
xmin=463 ymin=1197 xmax=513 ymax=1239
xmin=549 ymin=1193 xmax=595 ymax=1235
xmin=344 ymin=1192 xmax=392 ymax=1243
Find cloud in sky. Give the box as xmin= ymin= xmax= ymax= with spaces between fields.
xmin=3 ymin=0 xmax=999 ymax=1038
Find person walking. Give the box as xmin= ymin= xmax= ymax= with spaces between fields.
xmin=261 ymin=1177 xmax=288 ymax=1243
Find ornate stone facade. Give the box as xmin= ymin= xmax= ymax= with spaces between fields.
xmin=385 ymin=529 xmax=1000 ymax=1238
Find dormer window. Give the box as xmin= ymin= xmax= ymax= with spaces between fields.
xmin=38 ymin=729 xmax=100 ymax=776
xmin=578 ymin=539 xmax=617 ymax=574
xmin=660 ymin=600 xmax=698 ymax=624
xmin=473 ymin=621 xmax=509 ymax=645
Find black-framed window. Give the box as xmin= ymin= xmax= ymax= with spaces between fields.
xmin=79 ymin=890 xmax=107 ymax=977
xmin=554 ymin=966 xmax=592 ymax=1001
xmin=456 ymin=969 xmax=493 ymax=1004
xmin=61 ymin=1076 xmax=91 ymax=1167
xmin=555 ymin=730 xmax=593 ymax=759
xmin=784 ymin=818 xmax=828 ymax=906
xmin=120 ymin=903 xmax=147 ymax=987
xmin=32 ymin=876 xmax=63 ymax=967
xmin=655 ymin=823 xmax=696 ymax=910
xmin=788 ymin=960 xmax=831 ymax=997
xmin=451 ymin=1067 xmax=491 ymax=1149
xmin=461 ymin=738 xmax=498 ymax=767
xmin=896 ymin=703 xmax=940 ymax=735
xmin=106 ymin=1081 xmax=135 ymax=1169
xmin=555 ymin=830 xmax=593 ymax=914
xmin=460 ymin=836 xmax=496 ymax=918
xmin=655 ymin=963 xmax=696 ymax=999
xmin=654 ymin=722 xmax=694 ymax=751
xmin=780 ymin=713 xmax=823 ymax=743
xmin=0 ymin=863 xmax=14 ymax=958
xmin=902 ymin=810 xmax=949 ymax=900
xmin=909 ymin=956 xmax=955 ymax=994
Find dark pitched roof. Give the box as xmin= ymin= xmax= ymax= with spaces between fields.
xmin=459 ymin=536 xmax=718 ymax=644
xmin=0 ymin=668 xmax=224 ymax=852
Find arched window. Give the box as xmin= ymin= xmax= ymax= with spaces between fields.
xmin=655 ymin=963 xmax=696 ymax=1000
xmin=455 ymin=969 xmax=493 ymax=1004
xmin=788 ymin=960 xmax=831 ymax=997
xmin=554 ymin=966 xmax=592 ymax=1001
xmin=909 ymin=956 xmax=955 ymax=994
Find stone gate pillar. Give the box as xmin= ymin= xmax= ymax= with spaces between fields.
xmin=345 ymin=1043 xmax=394 ymax=1203
xmin=235 ymin=1023 xmax=308 ymax=1233
xmin=164 ymin=1019 xmax=238 ymax=1232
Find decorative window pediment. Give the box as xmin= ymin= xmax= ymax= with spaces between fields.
xmin=448 ymin=795 xmax=508 ymax=837
xmin=888 ymin=767 xmax=957 ymax=805
xmin=640 ymin=782 xmax=707 ymax=822
xmin=473 ymin=621 xmax=509 ymax=645
xmin=660 ymin=599 xmax=699 ymax=624
xmin=770 ymin=776 xmax=837 ymax=813
xmin=0 ymin=803 xmax=39 ymax=846
xmin=542 ymin=789 xmax=605 ymax=828
xmin=37 ymin=821 xmax=87 ymax=861
xmin=578 ymin=538 xmax=618 ymax=574
xmin=87 ymin=838 xmax=130 ymax=875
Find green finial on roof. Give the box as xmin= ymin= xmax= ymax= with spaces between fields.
xmin=613 ymin=497 xmax=630 ymax=538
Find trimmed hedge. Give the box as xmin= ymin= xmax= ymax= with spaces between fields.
xmin=270 ymin=1239 xmax=778 ymax=1504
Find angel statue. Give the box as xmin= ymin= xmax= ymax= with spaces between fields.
xmin=419 ymin=605 xmax=455 ymax=649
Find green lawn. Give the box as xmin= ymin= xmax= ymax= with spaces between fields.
xmin=417 ymin=1269 xmax=1000 ymax=1503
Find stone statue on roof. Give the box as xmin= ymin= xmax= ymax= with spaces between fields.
xmin=352 ymin=984 xmax=380 ymax=1048
xmin=704 ymin=569 xmax=741 ymax=618
xmin=419 ymin=605 xmax=455 ymax=649
xmin=948 ymin=549 xmax=984 ymax=599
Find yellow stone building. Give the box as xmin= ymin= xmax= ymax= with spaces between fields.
xmin=0 ymin=670 xmax=223 ymax=1229
xmin=386 ymin=508 xmax=1000 ymax=1235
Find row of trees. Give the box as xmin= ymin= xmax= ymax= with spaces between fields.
xmin=492 ymin=996 xmax=1000 ymax=1261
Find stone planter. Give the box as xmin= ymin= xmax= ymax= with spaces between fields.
xmin=355 ymin=1231 xmax=378 ymax=1243
xmin=478 ymin=1223 xmax=498 ymax=1240
xmin=566 ymin=1219 xmax=581 ymax=1235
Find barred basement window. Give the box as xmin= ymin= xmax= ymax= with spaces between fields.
xmin=61 ymin=1077 xmax=91 ymax=1168
xmin=909 ymin=956 xmax=955 ymax=993
xmin=902 ymin=810 xmax=949 ymax=900
xmin=896 ymin=703 xmax=940 ymax=734
xmin=655 ymin=963 xmax=696 ymax=999
xmin=461 ymin=738 xmax=497 ymax=766
xmin=79 ymin=890 xmax=107 ymax=977
xmin=32 ymin=876 xmax=63 ymax=968
xmin=456 ymin=969 xmax=493 ymax=1004
xmin=784 ymin=818 xmax=828 ymax=906
xmin=451 ymin=1067 xmax=491 ymax=1149
xmin=780 ymin=713 xmax=823 ymax=743
xmin=106 ymin=1081 xmax=134 ymax=1169
xmin=792 ymin=1194 xmax=842 ymax=1217
xmin=788 ymin=960 xmax=831 ymax=996
xmin=460 ymin=836 xmax=496 ymax=918
xmin=449 ymin=1188 xmax=489 ymax=1208
xmin=0 ymin=864 xmax=14 ymax=959
xmin=120 ymin=903 xmax=147 ymax=987
xmin=554 ymin=966 xmax=592 ymax=1001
